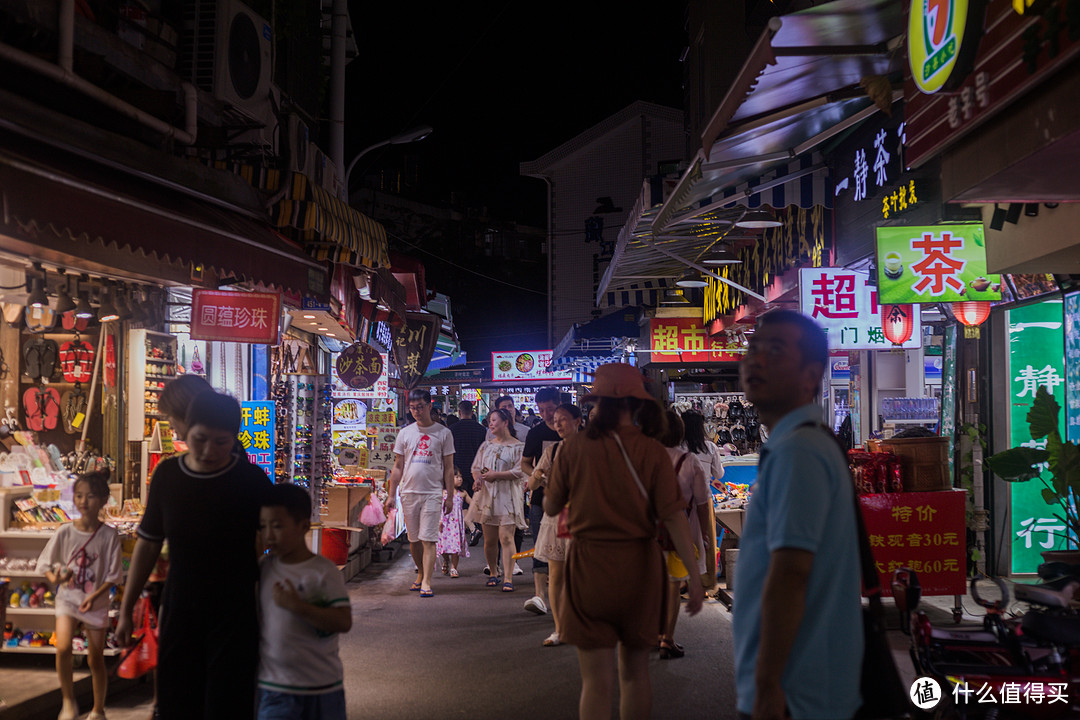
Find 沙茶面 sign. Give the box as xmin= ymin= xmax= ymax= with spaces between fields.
xmin=799 ymin=268 xmax=921 ymax=350
xmin=331 ymin=356 xmax=389 ymax=401
xmin=336 ymin=342 xmax=384 ymax=390
xmin=876 ymin=223 xmax=1001 ymax=304
xmin=648 ymin=318 xmax=743 ymax=364
xmin=190 ymin=290 xmax=281 ymax=344
xmin=239 ymin=401 xmax=276 ymax=479
xmin=492 ymin=351 xmax=571 ymax=382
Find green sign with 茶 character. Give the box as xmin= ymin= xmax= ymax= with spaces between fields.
xmin=876 ymin=223 xmax=1002 ymax=304
xmin=1007 ymin=298 xmax=1067 ymax=574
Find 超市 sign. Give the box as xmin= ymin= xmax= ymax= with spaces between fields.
xmin=799 ymin=268 xmax=921 ymax=350
xmin=876 ymin=223 xmax=1002 ymax=304
xmin=908 ymin=0 xmax=973 ymax=94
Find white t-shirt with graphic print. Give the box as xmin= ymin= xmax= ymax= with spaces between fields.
xmin=393 ymin=422 xmax=455 ymax=495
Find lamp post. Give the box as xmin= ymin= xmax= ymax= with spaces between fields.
xmin=344 ymin=125 xmax=433 ymax=196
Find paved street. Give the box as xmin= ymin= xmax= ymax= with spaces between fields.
xmin=12 ymin=543 xmax=739 ymax=719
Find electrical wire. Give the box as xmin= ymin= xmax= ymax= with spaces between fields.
xmin=388 ymin=231 xmax=546 ymax=297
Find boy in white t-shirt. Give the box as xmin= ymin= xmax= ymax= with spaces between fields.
xmin=385 ymin=388 xmax=455 ymax=597
xmin=257 ymin=484 xmax=352 ymax=719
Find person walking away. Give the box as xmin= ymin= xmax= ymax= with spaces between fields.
xmin=733 ymin=310 xmax=862 ymax=720
xmin=529 ymin=402 xmax=583 ymax=647
xmin=116 ymin=391 xmax=272 ymax=720
xmin=37 ymin=470 xmax=122 ymax=720
xmin=450 ymin=401 xmax=486 ymax=497
xmin=521 ymin=387 xmax=561 ymax=615
xmin=657 ymin=411 xmax=716 ymax=659
xmin=257 ymin=484 xmax=352 ymax=719
xmin=680 ymin=411 xmax=725 ymax=483
xmin=466 ymin=408 xmax=526 ymax=590
xmin=545 ymin=363 xmax=705 ymax=720
xmin=384 ymin=389 xmax=456 ymax=598
xmin=437 ymin=469 xmax=471 ymax=577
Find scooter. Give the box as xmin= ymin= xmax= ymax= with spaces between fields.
xmin=892 ymin=564 xmax=1080 ymax=719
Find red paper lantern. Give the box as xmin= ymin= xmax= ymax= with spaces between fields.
xmin=881 ymin=304 xmax=914 ymax=345
xmin=952 ymin=301 xmax=992 ymax=327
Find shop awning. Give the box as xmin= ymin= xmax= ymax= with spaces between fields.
xmin=547 ymin=306 xmax=642 ymax=373
xmin=0 ymin=147 xmax=328 ymax=299
xmin=271 ymin=172 xmax=390 ymax=270
xmin=596 ymin=0 xmax=904 ymax=304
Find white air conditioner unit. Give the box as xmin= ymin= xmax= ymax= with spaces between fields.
xmin=309 ymin=147 xmax=340 ymax=194
xmin=182 ymin=0 xmax=272 ymax=118
xmin=286 ymin=114 xmax=310 ymax=174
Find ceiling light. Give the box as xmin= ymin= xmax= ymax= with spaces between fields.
xmin=74 ymin=290 xmax=94 ymax=319
xmin=26 ymin=276 xmax=49 ymax=309
xmin=303 ymin=315 xmax=316 ymax=319
xmin=701 ymin=244 xmax=741 ymax=265
xmin=54 ymin=274 xmax=76 ymax=314
xmin=97 ymin=288 xmax=119 ymax=322
xmin=661 ymin=289 xmax=691 ymax=305
xmin=675 ymin=270 xmax=708 ymax=288
xmin=735 ymin=208 xmax=782 ymax=229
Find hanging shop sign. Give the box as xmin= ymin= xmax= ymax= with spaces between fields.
xmin=798 ymin=268 xmax=921 ymax=350
xmin=1065 ymin=291 xmax=1080 ymax=444
xmin=704 ymin=206 xmax=828 ymax=322
xmin=876 ymin=223 xmax=1002 ymax=304
xmin=905 ymin=0 xmax=1080 ymax=168
xmin=393 ymin=312 xmax=442 ymax=390
xmin=648 ymin=318 xmax=743 ymax=363
xmin=491 ymin=350 xmax=572 ymax=382
xmin=189 ymin=289 xmax=281 ymax=344
xmin=1007 ymin=298 xmax=1067 ymax=573
xmin=336 ymin=342 xmax=384 ymax=390
xmin=331 ymin=357 xmax=388 ymax=401
xmin=907 ymin=0 xmax=981 ymax=95
xmin=239 ymin=401 xmax=276 ymax=479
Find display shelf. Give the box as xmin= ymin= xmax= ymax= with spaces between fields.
xmin=885 ymin=418 xmax=939 ymax=424
xmin=126 ymin=329 xmax=178 ymax=443
xmin=0 ymin=570 xmax=46 ymax=579
xmin=0 ymin=645 xmax=122 ymax=656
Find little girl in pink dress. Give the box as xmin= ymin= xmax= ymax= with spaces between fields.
xmin=437 ymin=470 xmax=472 ymax=577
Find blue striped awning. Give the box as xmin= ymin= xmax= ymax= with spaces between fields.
xmin=546 ymin=354 xmax=620 ymax=375
xmin=601 ymin=280 xmax=671 ymax=310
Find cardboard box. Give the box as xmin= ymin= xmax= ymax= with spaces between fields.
xmin=322 ymin=485 xmax=372 ymax=527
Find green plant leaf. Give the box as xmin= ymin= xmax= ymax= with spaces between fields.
xmin=1042 ymin=487 xmax=1060 ymax=504
xmin=1027 ymin=386 xmax=1061 ymax=440
xmin=986 ymin=446 xmax=1050 ymax=480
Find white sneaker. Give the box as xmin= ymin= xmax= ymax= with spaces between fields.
xmin=513 ymin=563 xmax=524 ymax=576
xmin=524 ymin=595 xmax=547 ymax=615
xmin=483 ymin=565 xmax=491 ymax=576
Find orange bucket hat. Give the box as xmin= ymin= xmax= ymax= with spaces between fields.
xmin=580 ymin=363 xmax=653 ymax=402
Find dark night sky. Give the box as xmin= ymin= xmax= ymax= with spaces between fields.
xmin=344 ymin=3 xmax=688 ymax=359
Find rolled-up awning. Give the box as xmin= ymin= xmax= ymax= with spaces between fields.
xmin=271 ymin=172 xmax=390 ymax=270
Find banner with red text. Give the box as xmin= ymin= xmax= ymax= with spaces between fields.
xmin=190 ymin=290 xmax=281 ymax=344
xmin=648 ymin=317 xmax=743 ymax=364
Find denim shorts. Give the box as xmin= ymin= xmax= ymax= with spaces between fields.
xmin=257 ymin=688 xmax=346 ymax=720
xmin=529 ymin=504 xmax=548 ymax=571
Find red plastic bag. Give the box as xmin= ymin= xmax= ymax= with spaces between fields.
xmin=116 ymin=595 xmax=158 ymax=679
xmin=380 ymin=508 xmax=399 ymax=545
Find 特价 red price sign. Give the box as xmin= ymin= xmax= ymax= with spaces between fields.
xmin=190 ymin=290 xmax=281 ymax=344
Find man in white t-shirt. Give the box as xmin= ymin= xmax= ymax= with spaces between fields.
xmin=385 ymin=388 xmax=455 ymax=597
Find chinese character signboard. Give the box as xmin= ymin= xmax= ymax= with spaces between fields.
xmin=190 ymin=290 xmax=281 ymax=344
xmin=239 ymin=401 xmax=275 ymax=479
xmin=492 ymin=350 xmax=572 ymax=382
xmin=799 ymin=268 xmax=921 ymax=350
xmin=876 ymin=224 xmax=1002 ymax=304
xmin=1066 ymin=292 xmax=1080 ymax=444
xmin=393 ymin=312 xmax=442 ymax=390
xmin=907 ymin=0 xmax=977 ymax=95
xmin=860 ymin=489 xmax=967 ymax=596
xmin=648 ymin=318 xmax=743 ymax=363
xmin=1007 ymin=299 xmax=1067 ymax=573
xmin=336 ymin=342 xmax=384 ymax=390
xmin=366 ymin=414 xmax=399 ymax=472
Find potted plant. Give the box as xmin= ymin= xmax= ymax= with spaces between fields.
xmin=985 ymin=386 xmax=1080 ymax=564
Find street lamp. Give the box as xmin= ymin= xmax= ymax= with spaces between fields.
xmin=344 ymin=125 xmax=433 ymax=193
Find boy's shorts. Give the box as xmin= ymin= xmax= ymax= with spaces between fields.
xmin=400 ymin=492 xmax=442 ymax=542
xmin=257 ymin=688 xmax=345 ymax=720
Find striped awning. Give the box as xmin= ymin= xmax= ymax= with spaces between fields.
xmin=547 ymin=354 xmax=621 ymax=375
xmin=271 ymin=173 xmax=390 ymax=269
xmin=600 ymin=280 xmax=672 ymax=310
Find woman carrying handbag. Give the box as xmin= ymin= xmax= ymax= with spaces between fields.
xmin=544 ymin=363 xmax=705 ymax=720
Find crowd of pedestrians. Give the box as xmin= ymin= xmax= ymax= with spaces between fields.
xmin=39 ymin=310 xmax=861 ymax=720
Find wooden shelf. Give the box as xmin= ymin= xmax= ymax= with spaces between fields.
xmin=0 ymin=570 xmax=46 ymax=578
xmin=0 ymin=645 xmax=122 ymax=656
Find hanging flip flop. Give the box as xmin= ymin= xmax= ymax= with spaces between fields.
xmin=22 ymin=386 xmax=44 ymax=432
xmin=39 ymin=387 xmax=61 ymax=431
xmin=24 ymin=306 xmax=56 ymax=333
xmin=23 ymin=339 xmax=44 ymax=380
xmin=60 ymin=311 xmax=90 ymax=333
xmin=59 ymin=340 xmax=94 ymax=383
xmin=60 ymin=388 xmax=88 ymax=434
xmin=38 ymin=339 xmax=59 ymax=381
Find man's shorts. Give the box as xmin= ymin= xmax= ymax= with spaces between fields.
xmin=400 ymin=492 xmax=443 ymax=543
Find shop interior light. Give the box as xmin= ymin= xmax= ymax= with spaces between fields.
xmin=989 ymin=203 xmax=1007 ymax=231
xmin=25 ymin=274 xmax=48 ymax=309
xmin=675 ymin=269 xmax=708 ymax=288
xmin=54 ymin=272 xmax=76 ymax=314
xmin=735 ymin=208 xmax=782 ymax=229
xmin=97 ymin=287 xmax=119 ymax=322
xmin=701 ymin=243 xmax=741 ymax=265
xmin=661 ymin=288 xmax=691 ymax=305
xmin=74 ymin=288 xmax=94 ymax=319
xmin=881 ymin=304 xmax=915 ymax=345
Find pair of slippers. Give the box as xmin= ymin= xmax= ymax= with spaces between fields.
xmin=22 ymin=385 xmax=60 ymax=432
xmin=23 ymin=339 xmax=59 ymax=381
xmin=59 ymin=340 xmax=94 ymax=383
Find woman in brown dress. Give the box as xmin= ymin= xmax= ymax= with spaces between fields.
xmin=545 ymin=363 xmax=705 ymax=720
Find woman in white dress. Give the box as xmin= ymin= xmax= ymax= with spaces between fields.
xmin=467 ymin=408 xmax=526 ymax=592
xmin=528 ymin=403 xmax=583 ymax=646
xmin=680 ymin=410 xmax=725 ymax=483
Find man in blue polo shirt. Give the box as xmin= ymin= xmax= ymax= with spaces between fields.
xmin=733 ymin=310 xmax=862 ymax=720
